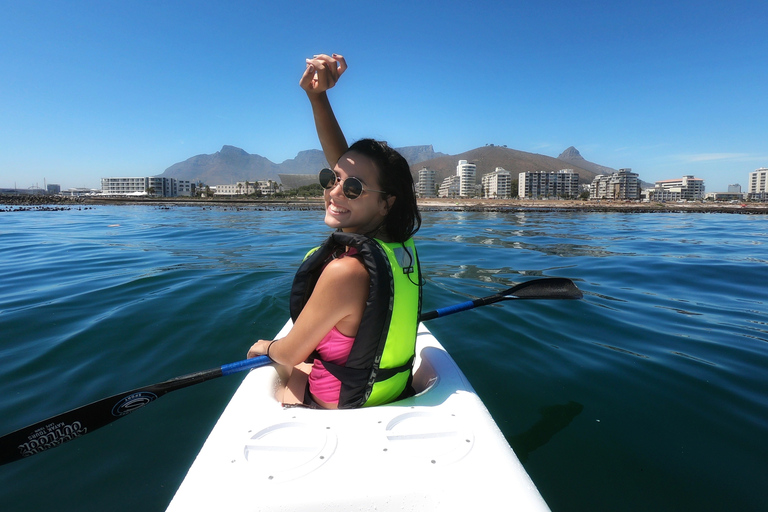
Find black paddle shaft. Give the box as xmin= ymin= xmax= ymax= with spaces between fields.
xmin=419 ymin=277 xmax=582 ymax=322
xmin=0 ymin=366 xmax=224 ymax=466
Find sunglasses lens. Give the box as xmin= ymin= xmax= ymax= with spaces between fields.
xmin=318 ymin=168 xmax=336 ymax=189
xmin=343 ymin=178 xmax=363 ymax=199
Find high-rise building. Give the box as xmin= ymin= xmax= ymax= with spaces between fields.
xmin=416 ymin=168 xmax=436 ymax=198
xmin=481 ymin=168 xmax=511 ymax=198
xmin=748 ymin=168 xmax=768 ymax=200
xmin=456 ymin=160 xmax=476 ymax=198
xmin=438 ymin=175 xmax=461 ymax=198
xmin=519 ymin=169 xmax=580 ymax=199
xmin=589 ymin=169 xmax=640 ymax=200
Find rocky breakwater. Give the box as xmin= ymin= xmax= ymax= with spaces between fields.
xmin=0 ymin=194 xmax=91 ymax=212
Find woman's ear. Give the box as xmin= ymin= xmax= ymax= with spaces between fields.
xmin=380 ymin=195 xmax=396 ymax=216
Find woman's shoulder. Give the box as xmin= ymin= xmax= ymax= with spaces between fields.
xmin=321 ymin=252 xmax=368 ymax=282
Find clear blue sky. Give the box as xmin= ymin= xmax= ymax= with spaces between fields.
xmin=2 ymin=0 xmax=766 ymax=192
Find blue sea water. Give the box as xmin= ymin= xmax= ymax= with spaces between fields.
xmin=1 ymin=205 xmax=767 ymax=511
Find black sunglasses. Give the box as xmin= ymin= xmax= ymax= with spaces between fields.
xmin=318 ymin=168 xmax=386 ymax=200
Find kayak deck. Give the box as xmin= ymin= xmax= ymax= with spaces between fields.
xmin=167 ymin=323 xmax=549 ymax=511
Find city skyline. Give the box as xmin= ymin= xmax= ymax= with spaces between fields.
xmin=2 ymin=1 xmax=766 ymax=193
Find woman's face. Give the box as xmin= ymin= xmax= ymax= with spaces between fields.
xmin=323 ymin=150 xmax=394 ymax=235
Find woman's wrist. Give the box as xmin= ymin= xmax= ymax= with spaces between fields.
xmin=266 ymin=340 xmax=277 ymax=362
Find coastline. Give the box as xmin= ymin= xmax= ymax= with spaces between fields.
xmin=2 ymin=193 xmax=767 ymax=214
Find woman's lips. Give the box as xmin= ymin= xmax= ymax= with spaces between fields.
xmin=328 ymin=202 xmax=349 ymax=215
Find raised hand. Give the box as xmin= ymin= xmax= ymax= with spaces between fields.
xmin=300 ymin=53 xmax=347 ymax=94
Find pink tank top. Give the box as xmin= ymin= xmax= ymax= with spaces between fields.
xmin=307 ymin=246 xmax=360 ymax=404
xmin=308 ymin=327 xmax=355 ymax=404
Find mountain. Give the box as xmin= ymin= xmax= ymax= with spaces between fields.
xmin=557 ymin=146 xmax=617 ymax=176
xmin=159 ymin=144 xmax=445 ymax=185
xmin=159 ymin=144 xmax=625 ymax=189
xmin=161 ymin=145 xmax=281 ymax=185
xmin=396 ymin=145 xmax=446 ymax=165
xmin=409 ymin=145 xmax=600 ymax=185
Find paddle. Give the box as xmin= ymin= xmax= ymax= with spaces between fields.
xmin=0 ymin=277 xmax=581 ymax=466
xmin=0 ymin=357 xmax=272 ymax=466
xmin=419 ymin=277 xmax=583 ymax=321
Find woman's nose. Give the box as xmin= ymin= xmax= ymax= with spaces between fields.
xmin=329 ymin=178 xmax=344 ymax=197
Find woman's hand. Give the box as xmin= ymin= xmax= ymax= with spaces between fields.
xmin=247 ymin=339 xmax=273 ymax=359
xmin=300 ymin=53 xmax=347 ymax=95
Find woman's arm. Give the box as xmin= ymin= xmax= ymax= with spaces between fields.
xmin=300 ymin=54 xmax=349 ymax=166
xmin=247 ymin=255 xmax=369 ymax=365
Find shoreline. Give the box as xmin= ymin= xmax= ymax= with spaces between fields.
xmin=2 ymin=194 xmax=767 ymax=214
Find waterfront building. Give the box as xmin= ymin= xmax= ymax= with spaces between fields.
xmin=257 ymin=180 xmax=280 ymax=196
xmin=101 ymin=177 xmax=192 ymax=197
xmin=481 ymin=168 xmax=511 ymax=199
xmin=748 ymin=168 xmax=768 ymax=201
xmin=438 ymin=175 xmax=461 ymax=198
xmin=520 ymin=169 xmax=580 ymax=199
xmin=728 ymin=184 xmax=742 ymax=194
xmin=215 ymin=180 xmax=280 ymax=196
xmin=63 ymin=188 xmax=99 ymax=197
xmin=589 ymin=169 xmax=640 ymax=200
xmin=651 ymin=175 xmax=705 ymax=201
xmin=456 ymin=160 xmax=476 ymax=198
xmin=416 ymin=168 xmax=436 ymax=198
xmin=705 ymin=192 xmax=744 ymax=201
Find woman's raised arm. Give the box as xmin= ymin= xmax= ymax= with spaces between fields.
xmin=300 ymin=53 xmax=349 ymax=166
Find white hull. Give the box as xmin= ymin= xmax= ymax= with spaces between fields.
xmin=168 ymin=322 xmax=550 ymax=511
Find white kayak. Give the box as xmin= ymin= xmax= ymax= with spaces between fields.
xmin=167 ymin=322 xmax=550 ymax=511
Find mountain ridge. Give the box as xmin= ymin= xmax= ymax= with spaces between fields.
xmin=159 ymin=144 xmax=616 ymax=186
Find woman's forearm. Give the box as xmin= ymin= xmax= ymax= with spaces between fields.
xmin=308 ymin=92 xmax=348 ymax=167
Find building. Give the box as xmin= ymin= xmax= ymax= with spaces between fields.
xmin=215 ymin=180 xmax=281 ymax=196
xmin=438 ymin=175 xmax=460 ymax=198
xmin=481 ymin=168 xmax=511 ymax=199
xmin=705 ymin=192 xmax=744 ymax=201
xmin=456 ymin=160 xmax=476 ymax=198
xmin=520 ymin=169 xmax=580 ymax=199
xmin=415 ymin=168 xmax=436 ymax=198
xmin=704 ymin=183 xmax=743 ymax=202
xmin=651 ymin=175 xmax=705 ymax=202
xmin=589 ymin=169 xmax=640 ymax=200
xmin=748 ymin=168 xmax=768 ymax=201
xmin=101 ymin=177 xmax=193 ymax=197
xmin=257 ymin=180 xmax=280 ymax=196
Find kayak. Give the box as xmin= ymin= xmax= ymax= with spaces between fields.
xmin=167 ymin=321 xmax=550 ymax=511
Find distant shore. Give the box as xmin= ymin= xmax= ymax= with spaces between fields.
xmin=2 ymin=194 xmax=767 ymax=214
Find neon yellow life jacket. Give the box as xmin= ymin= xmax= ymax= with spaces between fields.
xmin=289 ymin=232 xmax=421 ymax=408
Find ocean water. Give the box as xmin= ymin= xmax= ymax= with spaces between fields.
xmin=1 ymin=205 xmax=766 ymax=511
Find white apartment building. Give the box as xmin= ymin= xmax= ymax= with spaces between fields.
xmin=416 ymin=168 xmax=436 ymax=198
xmin=456 ymin=160 xmax=476 ymax=198
xmin=481 ymin=167 xmax=512 ymax=198
xmin=520 ymin=169 xmax=580 ymax=199
xmin=101 ymin=177 xmax=192 ymax=197
xmin=748 ymin=168 xmax=768 ymax=200
xmin=438 ymin=175 xmax=460 ymax=198
xmin=589 ymin=169 xmax=639 ymax=200
xmin=215 ymin=180 xmax=280 ymax=196
xmin=651 ymin=175 xmax=705 ymax=201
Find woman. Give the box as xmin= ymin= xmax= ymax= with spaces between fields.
xmin=247 ymin=54 xmax=422 ymax=409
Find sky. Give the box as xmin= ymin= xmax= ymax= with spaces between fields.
xmin=1 ymin=0 xmax=766 ymax=192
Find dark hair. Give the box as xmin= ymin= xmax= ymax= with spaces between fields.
xmin=346 ymin=138 xmax=421 ymax=242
